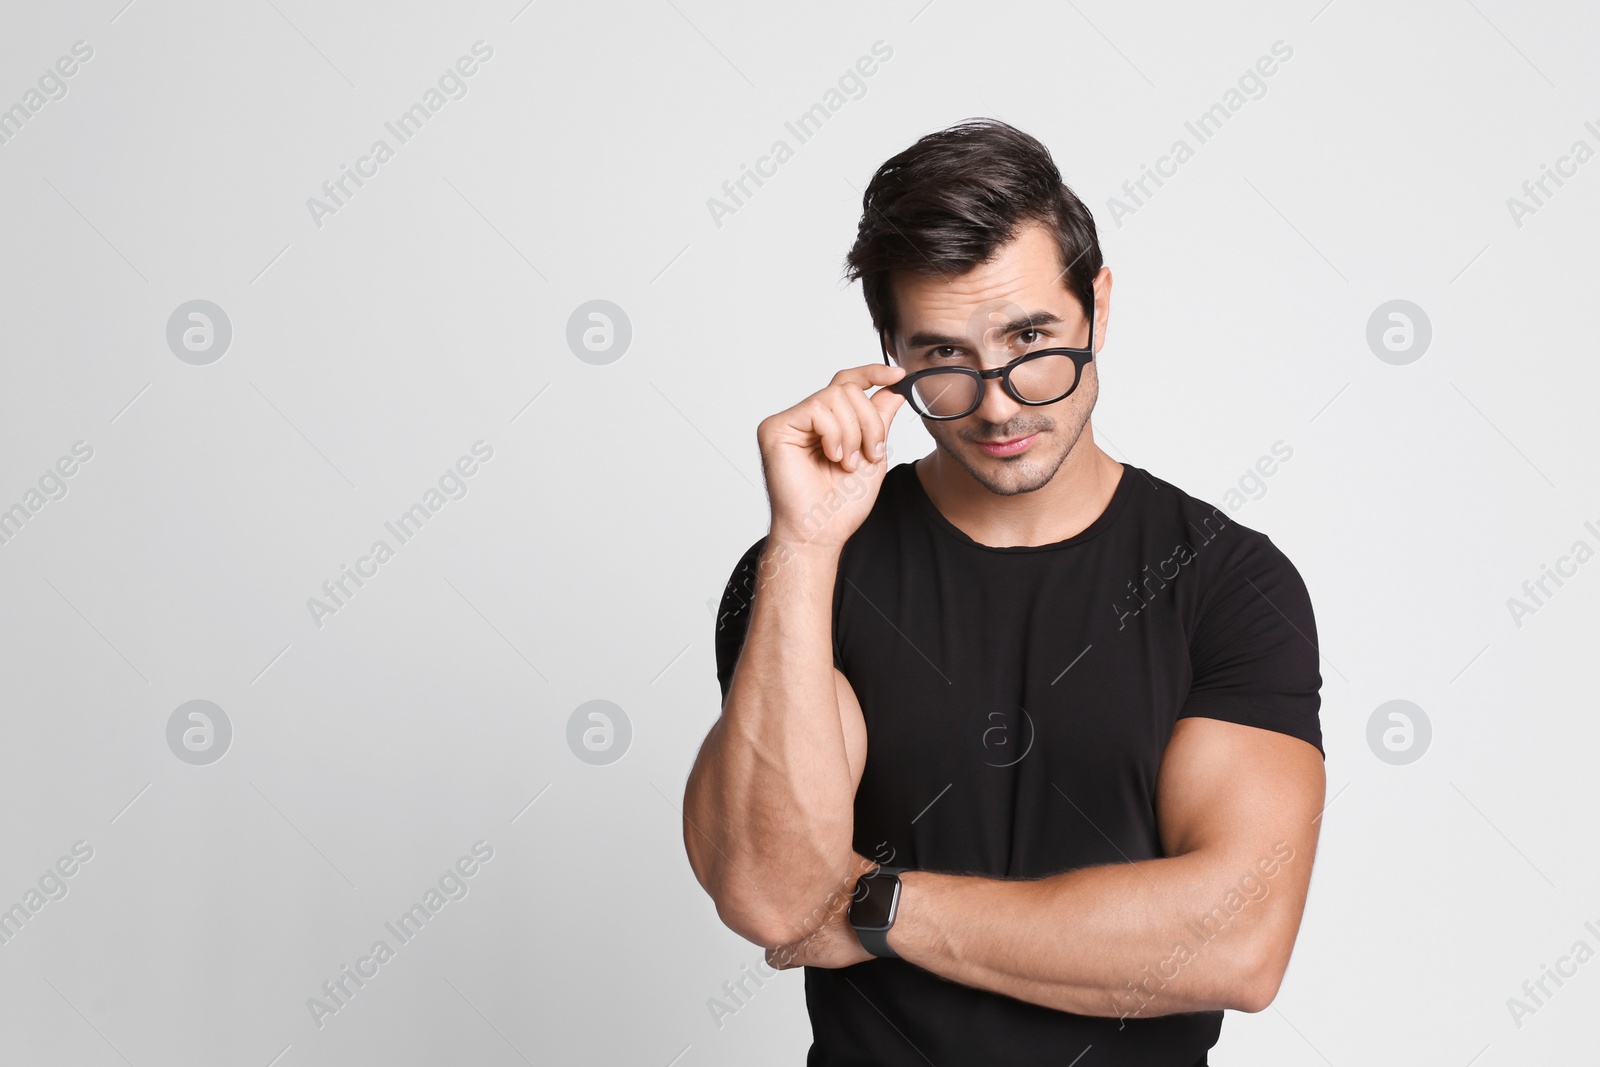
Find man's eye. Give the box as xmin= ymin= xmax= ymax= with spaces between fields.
xmin=931 ymin=346 xmax=958 ymax=359
xmin=1017 ymin=328 xmax=1041 ymax=345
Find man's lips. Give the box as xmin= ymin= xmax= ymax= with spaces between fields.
xmin=973 ymin=433 xmax=1038 ymax=456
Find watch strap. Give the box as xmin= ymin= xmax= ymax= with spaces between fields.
xmin=856 ymin=922 xmax=899 ymax=960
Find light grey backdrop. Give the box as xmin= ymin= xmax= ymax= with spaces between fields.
xmin=2 ymin=0 xmax=1596 ymax=1063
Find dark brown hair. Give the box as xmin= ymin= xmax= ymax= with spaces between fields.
xmin=844 ymin=119 xmax=1103 ymax=345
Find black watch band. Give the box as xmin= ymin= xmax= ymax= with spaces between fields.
xmin=849 ymin=865 xmax=907 ymax=959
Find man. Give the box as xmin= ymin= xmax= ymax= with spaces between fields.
xmin=683 ymin=119 xmax=1325 ymax=1066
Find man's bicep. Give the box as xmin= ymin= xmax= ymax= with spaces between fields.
xmin=835 ymin=668 xmax=867 ymax=793
xmin=1156 ymin=716 xmax=1325 ymax=861
xmin=1155 ymin=717 xmax=1324 ymax=1003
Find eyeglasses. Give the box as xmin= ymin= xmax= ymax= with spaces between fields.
xmin=879 ymin=311 xmax=1096 ymax=421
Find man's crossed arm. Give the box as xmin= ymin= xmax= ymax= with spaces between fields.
xmin=766 ymin=714 xmax=1326 ymax=1021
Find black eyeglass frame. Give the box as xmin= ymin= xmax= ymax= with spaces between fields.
xmin=878 ymin=307 xmax=1097 ymax=421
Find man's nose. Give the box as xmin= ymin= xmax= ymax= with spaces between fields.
xmin=972 ymin=363 xmax=1022 ymax=425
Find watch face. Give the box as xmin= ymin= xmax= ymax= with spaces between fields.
xmin=851 ymin=871 xmax=900 ymax=930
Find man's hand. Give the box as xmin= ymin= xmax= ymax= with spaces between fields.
xmin=766 ymin=907 xmax=874 ymax=971
xmin=766 ymin=851 xmax=879 ymax=971
xmin=758 ymin=364 xmax=907 ymax=552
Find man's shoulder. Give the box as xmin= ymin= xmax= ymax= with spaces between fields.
xmin=1124 ymin=464 xmax=1305 ymax=586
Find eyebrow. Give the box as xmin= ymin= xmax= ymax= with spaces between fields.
xmin=903 ymin=311 xmax=1066 ymax=350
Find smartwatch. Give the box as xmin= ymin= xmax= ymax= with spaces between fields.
xmin=848 ymin=865 xmax=907 ymax=959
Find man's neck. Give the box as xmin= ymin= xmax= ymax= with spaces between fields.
xmin=914 ymin=433 xmax=1124 ymax=549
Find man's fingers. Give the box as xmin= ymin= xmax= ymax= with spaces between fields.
xmin=807 ymin=402 xmax=846 ymax=463
xmin=828 ymin=364 xmax=906 ymax=470
xmin=829 ymin=362 xmax=908 ymax=390
xmin=838 ymin=381 xmax=890 ymax=470
xmin=763 ymin=363 xmax=905 ymax=471
xmin=820 ymin=387 xmax=865 ymax=467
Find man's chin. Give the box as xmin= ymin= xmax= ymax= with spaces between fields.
xmin=974 ymin=471 xmax=1054 ymax=497
xmin=956 ymin=448 xmax=1058 ymax=496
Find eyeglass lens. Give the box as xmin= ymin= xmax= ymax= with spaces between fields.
xmin=907 ymin=353 xmax=1082 ymax=418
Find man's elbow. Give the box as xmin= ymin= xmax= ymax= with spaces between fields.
xmin=703 ymin=864 xmax=861 ymax=950
xmin=683 ymin=841 xmax=783 ymax=944
xmin=1226 ymin=948 xmax=1287 ymax=1013
xmin=712 ymin=896 xmax=795 ymax=950
xmin=684 ymin=840 xmax=801 ymax=947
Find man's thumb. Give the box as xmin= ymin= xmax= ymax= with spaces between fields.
xmin=870 ymin=384 xmax=907 ymax=431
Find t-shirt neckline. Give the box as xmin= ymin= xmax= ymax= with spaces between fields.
xmin=903 ymin=458 xmax=1135 ymax=553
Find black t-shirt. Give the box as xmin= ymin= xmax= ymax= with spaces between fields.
xmin=713 ymin=459 xmax=1323 ymax=1067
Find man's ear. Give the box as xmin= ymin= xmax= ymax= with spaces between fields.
xmin=1092 ymin=268 xmax=1113 ymax=354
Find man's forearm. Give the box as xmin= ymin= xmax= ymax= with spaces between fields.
xmin=887 ymin=845 xmax=1301 ymax=1020
xmin=685 ymin=537 xmax=856 ymax=943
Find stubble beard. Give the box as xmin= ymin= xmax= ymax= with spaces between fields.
xmin=928 ymin=375 xmax=1097 ymax=497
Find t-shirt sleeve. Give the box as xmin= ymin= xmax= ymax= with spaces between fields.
xmin=1179 ymin=529 xmax=1325 ymax=758
xmin=713 ymin=535 xmax=846 ymax=704
xmin=714 ymin=536 xmax=768 ymax=704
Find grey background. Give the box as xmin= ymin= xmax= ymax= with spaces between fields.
xmin=1 ymin=0 xmax=1596 ymax=1063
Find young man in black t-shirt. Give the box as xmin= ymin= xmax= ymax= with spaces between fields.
xmin=683 ymin=119 xmax=1326 ymax=1067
